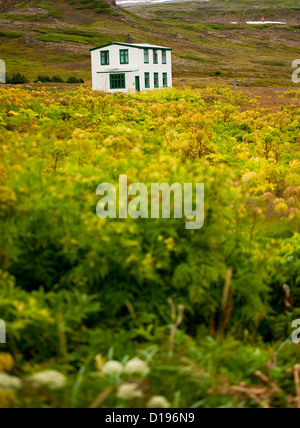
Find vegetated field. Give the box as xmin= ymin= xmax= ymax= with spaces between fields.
xmin=0 ymin=0 xmax=299 ymax=86
xmin=0 ymin=0 xmax=300 ymax=410
xmin=0 ymin=84 xmax=300 ymax=408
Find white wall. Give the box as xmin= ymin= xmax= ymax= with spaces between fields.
xmin=91 ymin=44 xmax=172 ymax=93
xmin=0 ymin=59 xmax=6 ymax=84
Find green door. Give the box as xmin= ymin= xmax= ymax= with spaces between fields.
xmin=135 ymin=76 xmax=140 ymax=92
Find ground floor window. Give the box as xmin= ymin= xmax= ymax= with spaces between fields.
xmin=145 ymin=73 xmax=150 ymax=88
xmin=154 ymin=72 xmax=159 ymax=88
xmin=110 ymin=74 xmax=126 ymax=89
xmin=163 ymin=73 xmax=168 ymax=87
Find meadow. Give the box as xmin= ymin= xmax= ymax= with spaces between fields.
xmin=0 ymin=84 xmax=300 ymax=408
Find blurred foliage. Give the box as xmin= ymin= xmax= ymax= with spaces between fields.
xmin=0 ymin=85 xmax=299 ymax=407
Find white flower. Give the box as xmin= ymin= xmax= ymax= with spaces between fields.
xmin=242 ymin=172 xmax=257 ymax=184
xmin=0 ymin=373 xmax=22 ymax=392
xmin=123 ymin=358 xmax=149 ymax=376
xmin=147 ymin=396 xmax=171 ymax=408
xmin=101 ymin=361 xmax=123 ymax=376
xmin=117 ymin=383 xmax=144 ymax=400
xmin=27 ymin=370 xmax=66 ymax=390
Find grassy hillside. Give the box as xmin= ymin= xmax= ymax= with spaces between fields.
xmin=0 ymin=0 xmax=299 ymax=86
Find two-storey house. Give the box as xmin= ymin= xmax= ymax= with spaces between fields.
xmin=90 ymin=42 xmax=172 ymax=93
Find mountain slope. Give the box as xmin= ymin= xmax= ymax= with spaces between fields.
xmin=0 ymin=0 xmax=299 ymax=86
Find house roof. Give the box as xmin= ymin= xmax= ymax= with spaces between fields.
xmin=90 ymin=42 xmax=172 ymax=52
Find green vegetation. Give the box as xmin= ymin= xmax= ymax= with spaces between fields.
xmin=36 ymin=34 xmax=90 ymax=44
xmin=6 ymin=73 xmax=28 ymax=84
xmin=50 ymin=54 xmax=87 ymax=62
xmin=68 ymin=0 xmax=114 ymax=14
xmin=0 ymin=86 xmax=300 ymax=408
xmin=0 ymin=0 xmax=299 ymax=409
xmin=0 ymin=31 xmax=23 ymax=38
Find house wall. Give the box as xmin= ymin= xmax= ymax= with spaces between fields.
xmin=0 ymin=59 xmax=6 ymax=84
xmin=91 ymin=45 xmax=172 ymax=93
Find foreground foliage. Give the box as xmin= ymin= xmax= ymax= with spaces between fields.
xmin=0 ymin=85 xmax=299 ymax=408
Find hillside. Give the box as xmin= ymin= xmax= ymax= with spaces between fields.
xmin=0 ymin=0 xmax=299 ymax=86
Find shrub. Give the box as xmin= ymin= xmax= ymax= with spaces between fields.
xmin=35 ymin=75 xmax=52 ymax=83
xmin=51 ymin=75 xmax=65 ymax=83
xmin=6 ymin=73 xmax=28 ymax=84
xmin=66 ymin=76 xmax=84 ymax=84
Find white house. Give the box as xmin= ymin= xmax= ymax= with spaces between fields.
xmin=0 ymin=59 xmax=6 ymax=84
xmin=90 ymin=42 xmax=172 ymax=93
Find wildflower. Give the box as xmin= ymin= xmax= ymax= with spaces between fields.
xmin=0 ymin=373 xmax=22 ymax=392
xmin=101 ymin=361 xmax=123 ymax=376
xmin=0 ymin=354 xmax=14 ymax=372
xmin=289 ymin=208 xmax=299 ymax=219
xmin=147 ymin=396 xmax=171 ymax=408
xmin=261 ymin=192 xmax=275 ymax=202
xmin=27 ymin=370 xmax=66 ymax=390
xmin=275 ymin=203 xmax=288 ymax=216
xmin=0 ymin=186 xmax=17 ymax=218
xmin=0 ymin=390 xmax=16 ymax=408
xmin=242 ymin=172 xmax=257 ymax=184
xmin=123 ymin=358 xmax=149 ymax=376
xmin=117 ymin=383 xmax=144 ymax=400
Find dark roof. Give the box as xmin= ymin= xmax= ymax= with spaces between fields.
xmin=90 ymin=42 xmax=172 ymax=52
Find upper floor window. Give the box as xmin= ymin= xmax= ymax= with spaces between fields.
xmin=144 ymin=49 xmax=149 ymax=64
xmin=162 ymin=50 xmax=167 ymax=64
xmin=101 ymin=51 xmax=109 ymax=66
xmin=153 ymin=49 xmax=158 ymax=64
xmin=120 ymin=49 xmax=129 ymax=65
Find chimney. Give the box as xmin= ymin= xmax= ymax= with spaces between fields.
xmin=125 ymin=35 xmax=133 ymax=44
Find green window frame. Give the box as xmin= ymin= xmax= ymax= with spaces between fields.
xmin=101 ymin=50 xmax=109 ymax=66
xmin=154 ymin=72 xmax=159 ymax=88
xmin=153 ymin=49 xmax=158 ymax=64
xmin=144 ymin=49 xmax=149 ymax=64
xmin=110 ymin=73 xmax=126 ymax=90
xmin=145 ymin=72 xmax=150 ymax=88
xmin=163 ymin=73 xmax=168 ymax=87
xmin=120 ymin=49 xmax=129 ymax=65
xmin=162 ymin=50 xmax=167 ymax=64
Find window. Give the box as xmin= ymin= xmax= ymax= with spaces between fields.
xmin=120 ymin=49 xmax=129 ymax=65
xmin=153 ymin=49 xmax=158 ymax=64
xmin=154 ymin=72 xmax=159 ymax=88
xmin=145 ymin=72 xmax=150 ymax=88
xmin=163 ymin=73 xmax=168 ymax=87
xmin=144 ymin=49 xmax=149 ymax=64
xmin=110 ymin=74 xmax=126 ymax=89
xmin=101 ymin=51 xmax=109 ymax=65
xmin=162 ymin=50 xmax=167 ymax=64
